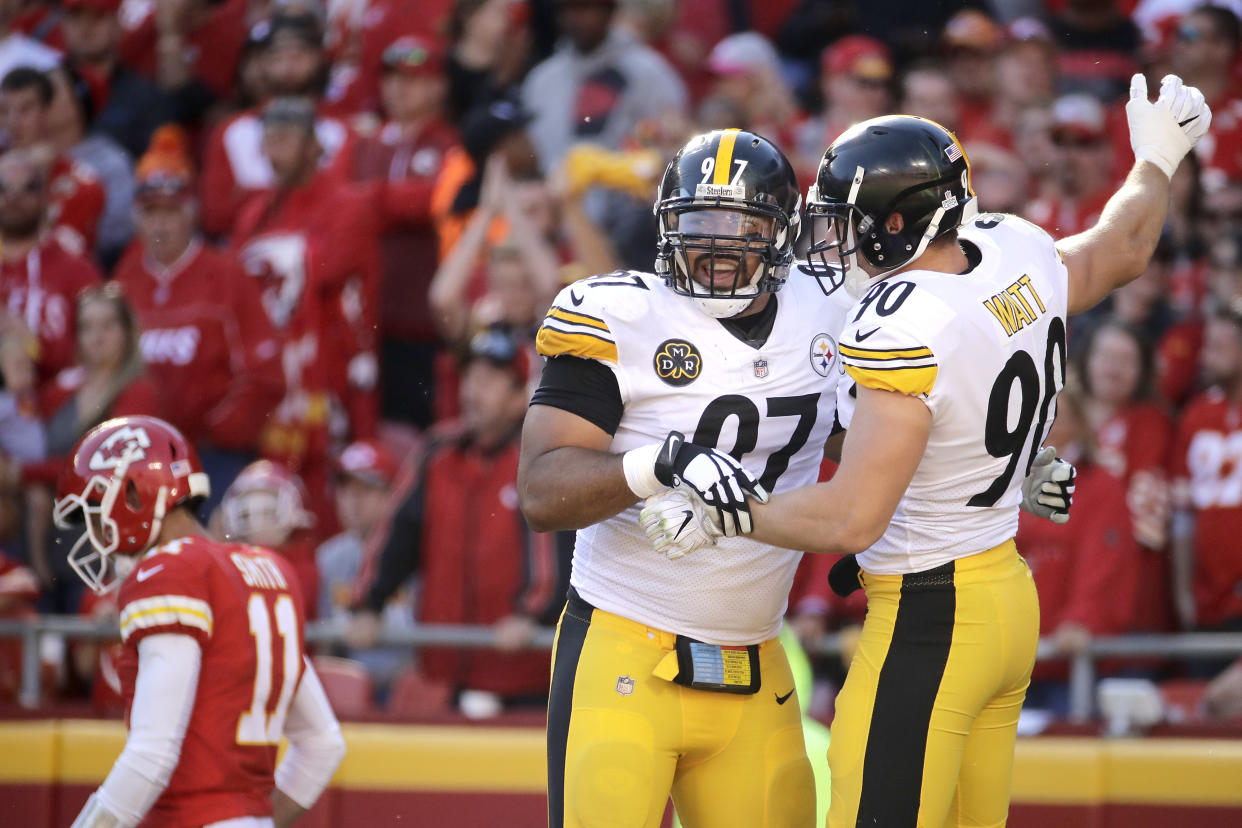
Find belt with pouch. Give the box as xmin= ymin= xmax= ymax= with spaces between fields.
xmin=566 ymin=587 xmax=761 ymax=695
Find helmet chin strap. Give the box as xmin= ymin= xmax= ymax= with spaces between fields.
xmin=845 ymin=203 xmax=950 ymax=300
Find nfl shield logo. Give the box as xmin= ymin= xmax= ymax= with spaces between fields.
xmin=753 ymin=358 xmax=769 ymax=379
xmin=615 ymin=675 xmax=635 ymax=696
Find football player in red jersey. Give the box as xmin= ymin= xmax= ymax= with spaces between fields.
xmin=55 ymin=415 xmax=345 ymax=828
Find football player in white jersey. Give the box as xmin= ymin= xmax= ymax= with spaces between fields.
xmin=519 ymin=129 xmax=851 ymax=827
xmin=643 ymin=75 xmax=1210 ymax=827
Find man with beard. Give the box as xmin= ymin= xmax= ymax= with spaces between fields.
xmin=200 ymin=9 xmax=354 ymax=237
xmin=0 ymin=150 xmax=100 ymax=386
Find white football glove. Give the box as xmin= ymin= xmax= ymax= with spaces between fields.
xmin=1021 ymin=446 xmax=1076 ymax=525
xmin=640 ymin=486 xmax=722 ymax=560
xmin=1126 ymin=73 xmax=1211 ymax=179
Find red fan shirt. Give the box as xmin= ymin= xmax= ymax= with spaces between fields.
xmin=1170 ymin=389 xmax=1242 ymax=628
xmin=0 ymin=239 xmax=101 ymax=383
xmin=114 ymin=239 xmax=284 ymax=451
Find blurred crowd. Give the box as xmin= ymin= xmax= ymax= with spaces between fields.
xmin=1 ymin=0 xmax=1242 ymax=722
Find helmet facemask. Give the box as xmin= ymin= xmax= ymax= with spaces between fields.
xmin=656 ymin=200 xmax=797 ymax=319
xmin=53 ymin=453 xmax=169 ymax=595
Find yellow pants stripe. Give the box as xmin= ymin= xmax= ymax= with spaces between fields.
xmin=828 ymin=540 xmax=1040 ymax=828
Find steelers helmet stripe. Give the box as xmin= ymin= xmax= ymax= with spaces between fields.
xmin=712 ymin=128 xmax=741 ymax=185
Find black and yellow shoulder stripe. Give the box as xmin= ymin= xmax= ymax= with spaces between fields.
xmin=536 ymin=304 xmax=618 ymax=364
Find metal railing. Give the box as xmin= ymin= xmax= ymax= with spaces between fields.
xmin=3 ymin=616 xmax=1241 ymax=721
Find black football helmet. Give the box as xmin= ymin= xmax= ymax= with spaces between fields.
xmin=805 ymin=115 xmax=976 ymax=298
xmin=655 ymin=129 xmax=801 ymax=318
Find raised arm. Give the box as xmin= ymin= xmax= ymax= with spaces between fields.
xmin=1059 ymin=74 xmax=1210 ymax=315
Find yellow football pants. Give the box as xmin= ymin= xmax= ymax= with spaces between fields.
xmin=827 ymin=540 xmax=1040 ymax=828
xmin=547 ymin=589 xmax=816 ymax=828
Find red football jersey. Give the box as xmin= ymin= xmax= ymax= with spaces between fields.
xmin=115 ymin=535 xmax=307 ymax=826
xmin=1170 ymin=389 xmax=1242 ymax=627
xmin=0 ymin=238 xmax=101 ymax=383
xmin=1094 ymin=402 xmax=1174 ymax=485
xmin=114 ymin=240 xmax=284 ymax=451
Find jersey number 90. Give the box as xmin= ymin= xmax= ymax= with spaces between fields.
xmin=969 ymin=318 xmax=1067 ymax=507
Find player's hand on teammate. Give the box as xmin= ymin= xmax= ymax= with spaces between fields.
xmin=1126 ymin=73 xmax=1212 ymax=179
xmin=652 ymin=431 xmax=768 ymax=535
xmin=1021 ymin=446 xmax=1076 ymax=525
xmin=640 ymin=486 xmax=722 ymax=559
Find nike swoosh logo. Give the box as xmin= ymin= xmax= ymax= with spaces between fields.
xmin=135 ymin=565 xmax=164 ymax=582
xmin=856 ymin=327 xmax=880 ymax=341
xmin=674 ymin=510 xmax=694 ymax=539
xmin=570 ymin=289 xmax=584 ymax=306
xmin=1180 ymin=115 xmax=1199 ymax=127
xmin=775 ymin=689 xmax=794 ymax=705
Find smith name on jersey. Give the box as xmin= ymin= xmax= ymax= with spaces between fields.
xmin=536 ymin=268 xmax=851 ymax=645
xmin=836 ymin=214 xmax=1069 ymax=575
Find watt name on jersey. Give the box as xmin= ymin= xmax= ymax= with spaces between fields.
xmin=537 ymin=268 xmax=851 ymax=644
xmin=836 ymin=214 xmax=1069 ymax=574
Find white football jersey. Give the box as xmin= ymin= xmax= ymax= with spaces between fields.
xmin=836 ymin=214 xmax=1069 ymax=574
xmin=536 ymin=268 xmax=852 ymax=644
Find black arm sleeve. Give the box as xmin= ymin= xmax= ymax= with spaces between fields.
xmin=360 ymin=461 xmax=429 ymax=612
xmin=529 ymin=355 xmax=624 ymax=435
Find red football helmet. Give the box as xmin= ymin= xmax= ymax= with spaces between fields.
xmin=54 ymin=416 xmax=210 ymax=594
xmin=217 ymin=460 xmax=315 ymax=547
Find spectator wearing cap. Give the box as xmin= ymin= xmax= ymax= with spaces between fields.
xmin=520 ymin=0 xmax=686 ymax=173
xmin=321 ymin=0 xmax=459 ymax=118
xmin=112 ymin=125 xmax=284 ymax=511
xmin=232 ymin=96 xmax=381 ymax=525
xmin=350 ymin=35 xmax=458 ymax=429
xmin=318 ymin=439 xmax=402 ymax=622
xmin=703 ymin=31 xmax=802 ymax=146
xmin=1023 ymin=93 xmax=1118 ymax=238
xmin=115 ymin=0 xmax=249 ymax=121
xmin=1048 ymin=0 xmax=1141 ymax=101
xmin=349 ymin=327 xmax=565 ymax=714
xmin=0 ymin=67 xmax=106 ymax=259
xmin=199 ymin=9 xmax=354 ymax=237
xmin=793 ymin=34 xmax=892 ymax=181
xmin=0 ymin=2 xmax=61 ymax=82
xmin=61 ymin=0 xmax=173 ymax=158
xmin=43 ymin=63 xmax=136 ymax=269
xmin=1170 ymin=303 xmax=1242 ymax=649
xmin=940 ymin=9 xmax=1004 ymax=143
xmin=444 ymin=0 xmax=533 ymax=123
xmin=0 ymin=149 xmax=100 ymax=387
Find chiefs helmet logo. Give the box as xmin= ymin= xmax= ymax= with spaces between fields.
xmin=88 ymin=426 xmax=152 ymax=471
xmin=654 ymin=339 xmax=702 ymax=387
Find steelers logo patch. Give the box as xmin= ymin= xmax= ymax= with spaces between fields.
xmin=810 ymin=333 xmax=837 ymax=377
xmin=654 ymin=339 xmax=702 ymax=386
